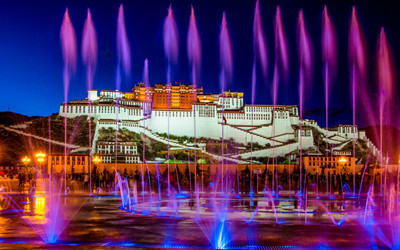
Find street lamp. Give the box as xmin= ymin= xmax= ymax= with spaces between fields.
xmin=35 ymin=152 xmax=46 ymax=177
xmin=22 ymin=156 xmax=31 ymax=171
xmin=338 ymin=157 xmax=348 ymax=195
xmin=91 ymin=156 xmax=101 ymax=195
xmin=339 ymin=157 xmax=347 ymax=172
xmin=93 ymin=156 xmax=101 ymax=165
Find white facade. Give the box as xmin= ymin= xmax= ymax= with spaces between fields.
xmin=59 ymin=89 xmax=379 ymax=161
xmin=97 ymin=141 xmax=140 ymax=164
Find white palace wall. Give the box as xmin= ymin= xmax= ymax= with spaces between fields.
xmin=58 ymin=89 xmax=381 ymax=159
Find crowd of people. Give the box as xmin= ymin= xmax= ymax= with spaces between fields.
xmin=0 ymin=164 xmax=388 ymax=196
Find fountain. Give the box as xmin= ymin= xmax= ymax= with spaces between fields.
xmin=322 ymin=5 xmax=338 ymax=197
xmin=60 ymin=8 xmax=77 ymax=195
xmin=219 ymin=12 xmax=233 ymax=196
xmin=163 ymin=5 xmax=179 ymax=197
xmin=1 ymin=2 xmax=400 ymax=249
xmin=81 ymin=8 xmax=97 ymax=195
xmin=296 ymin=9 xmax=313 ymax=196
xmin=377 ymin=27 xmax=395 ymax=197
xmin=251 ymin=0 xmax=268 ymax=197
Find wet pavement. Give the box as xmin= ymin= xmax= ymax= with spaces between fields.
xmin=0 ymin=191 xmax=383 ymax=249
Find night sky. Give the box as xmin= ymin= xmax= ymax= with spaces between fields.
xmin=0 ymin=0 xmax=399 ymax=128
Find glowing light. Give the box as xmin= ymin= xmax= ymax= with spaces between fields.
xmin=22 ymin=156 xmax=31 ymax=164
xmin=35 ymin=152 xmax=46 ymax=163
xmin=92 ymin=156 xmax=102 ymax=164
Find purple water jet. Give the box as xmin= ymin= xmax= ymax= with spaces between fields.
xmin=274 ymin=6 xmax=289 ymax=84
xmin=321 ymin=5 xmax=337 ymax=130
xmin=251 ymin=0 xmax=268 ymax=196
xmin=219 ymin=12 xmax=233 ymax=195
xmin=163 ymin=4 xmax=179 ymax=196
xmin=297 ymin=10 xmax=313 ymax=87
xmin=116 ymin=4 xmax=131 ymax=89
xmin=321 ymin=6 xmax=337 ymax=196
xmin=187 ymin=5 xmax=201 ymax=85
xmin=272 ymin=6 xmax=289 ymax=105
xmin=297 ymin=9 xmax=313 ymax=195
xmin=187 ymin=5 xmax=201 ymax=199
xmin=82 ymin=9 xmax=97 ymax=91
xmin=252 ymin=0 xmax=268 ymax=101
xmin=377 ymin=27 xmax=395 ymax=129
xmin=271 ymin=5 xmax=289 ymax=196
xmin=163 ymin=4 xmax=179 ymax=84
xmin=142 ymin=59 xmax=149 ymax=197
xmin=60 ymin=9 xmax=77 ymax=101
xmin=143 ymin=58 xmax=149 ymax=86
xmin=115 ymin=4 xmax=131 ymax=193
xmin=376 ymin=27 xmax=395 ymax=195
xmin=60 ymin=8 xmax=77 ymax=195
xmin=349 ymin=7 xmax=372 ymax=125
xmin=348 ymin=6 xmax=367 ymax=196
xmin=219 ymin=12 xmax=233 ymax=92
xmin=82 ymin=8 xmax=98 ymax=195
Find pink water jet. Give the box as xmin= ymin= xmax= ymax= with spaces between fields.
xmin=82 ymin=8 xmax=98 ymax=195
xmin=219 ymin=11 xmax=233 ymax=195
xmin=187 ymin=5 xmax=201 ymax=199
xmin=219 ymin=12 xmax=233 ymax=91
xmin=253 ymin=0 xmax=268 ymax=83
xmin=297 ymin=9 xmax=313 ymax=195
xmin=349 ymin=7 xmax=367 ymax=80
xmin=377 ymin=27 xmax=396 ymax=193
xmin=163 ymin=4 xmax=179 ymax=195
xmin=349 ymin=6 xmax=369 ymax=124
xmin=273 ymin=6 xmax=289 ymax=86
xmin=60 ymin=9 xmax=77 ymax=101
xmin=270 ymin=6 xmax=289 ymax=197
xmin=297 ymin=9 xmax=313 ymax=117
xmin=82 ymin=8 xmax=98 ymax=90
xmin=143 ymin=58 xmax=149 ymax=86
xmin=60 ymin=8 xmax=77 ymax=195
xmin=377 ymin=28 xmax=395 ymax=111
xmin=116 ymin=4 xmax=131 ymax=89
xmin=297 ymin=10 xmax=313 ymax=88
xmin=322 ymin=5 xmax=337 ymax=93
xmin=348 ymin=7 xmax=368 ymax=194
xmin=251 ymin=0 xmax=268 ymax=195
xmin=187 ymin=5 xmax=201 ymax=85
xmin=321 ymin=5 xmax=337 ymax=193
xmin=271 ymin=5 xmax=289 ymax=106
xmin=163 ymin=4 xmax=179 ymax=84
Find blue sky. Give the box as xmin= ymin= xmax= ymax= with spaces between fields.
xmin=0 ymin=0 xmax=399 ymax=128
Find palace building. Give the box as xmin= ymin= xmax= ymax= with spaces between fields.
xmin=96 ymin=141 xmax=140 ymax=164
xmin=59 ymin=82 xmax=381 ymax=164
xmin=302 ymin=151 xmax=358 ymax=175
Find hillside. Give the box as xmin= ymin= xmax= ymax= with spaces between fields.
xmin=98 ymin=127 xmax=167 ymax=160
xmin=0 ymin=111 xmax=36 ymax=126
xmin=0 ymin=113 xmax=94 ymax=166
xmin=24 ymin=113 xmax=95 ymax=147
xmin=0 ymin=126 xmax=66 ymax=166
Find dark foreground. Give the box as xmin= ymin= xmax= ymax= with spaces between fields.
xmin=0 ymin=191 xmax=389 ymax=249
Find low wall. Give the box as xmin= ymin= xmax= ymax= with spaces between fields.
xmin=51 ymin=162 xmax=376 ymax=175
xmin=86 ymin=163 xmax=295 ymax=175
